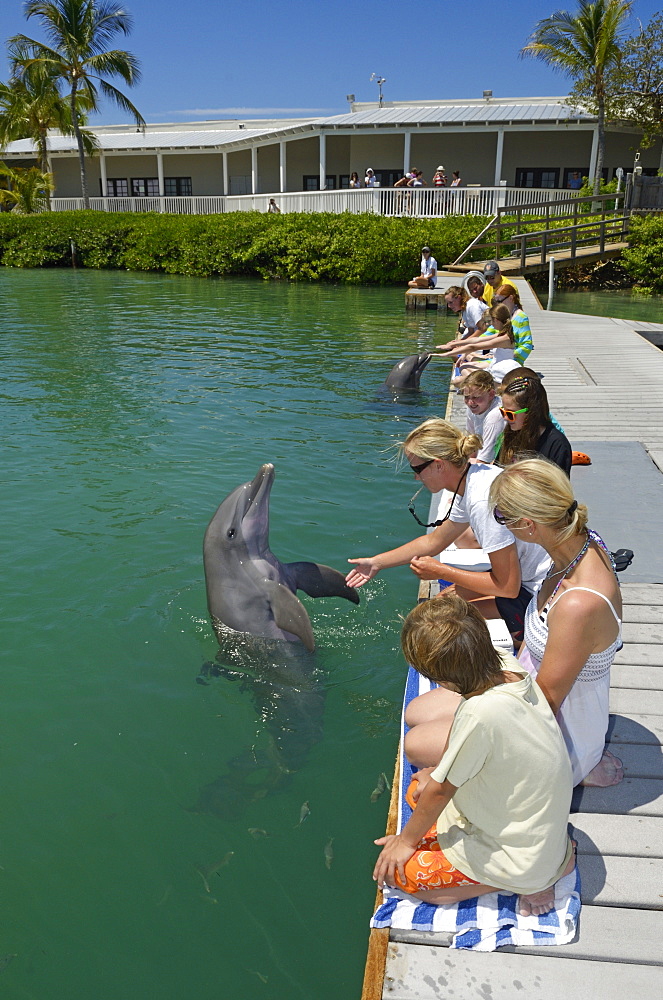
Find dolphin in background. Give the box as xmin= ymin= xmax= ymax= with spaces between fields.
xmin=203 ymin=463 xmax=359 ymax=651
xmin=382 ymin=353 xmax=432 ymax=392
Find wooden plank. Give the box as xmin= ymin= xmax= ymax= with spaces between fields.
xmin=622 ymin=605 xmax=663 ymax=625
xmin=578 ymin=854 xmax=663 ymax=908
xmin=621 ymin=622 xmax=663 ymax=644
xmin=610 ymin=687 xmax=663 ymax=713
xmin=570 ymin=811 xmax=663 ymax=858
xmin=606 ymin=741 xmax=663 ymax=778
xmin=572 ymin=777 xmax=663 ymax=816
xmin=383 ymin=943 xmax=662 ymax=999
xmin=362 ymin=750 xmax=401 ymax=1000
xmin=607 ymin=713 xmax=663 ymax=745
xmin=619 ymin=585 xmax=663 ymax=604
xmin=390 ymin=905 xmax=663 ymax=965
xmin=610 ymin=665 xmax=663 ymax=690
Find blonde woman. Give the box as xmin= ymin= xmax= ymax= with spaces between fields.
xmin=489 ymin=459 xmax=623 ymax=787
xmin=345 ymin=418 xmax=549 ymax=640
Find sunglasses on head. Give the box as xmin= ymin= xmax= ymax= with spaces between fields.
xmin=499 ymin=406 xmax=528 ymax=422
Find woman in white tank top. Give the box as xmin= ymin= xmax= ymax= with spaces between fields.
xmin=489 ymin=459 xmax=623 ymax=787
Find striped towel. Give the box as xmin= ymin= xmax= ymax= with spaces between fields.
xmin=370 ymin=666 xmax=581 ymax=952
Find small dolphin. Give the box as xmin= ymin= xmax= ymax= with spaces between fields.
xmin=383 ymin=353 xmax=432 ymax=391
xmin=203 ymin=464 xmax=359 ymax=652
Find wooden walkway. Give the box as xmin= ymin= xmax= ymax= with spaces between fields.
xmin=367 ymin=285 xmax=663 ymax=998
xmin=445 ymin=244 xmax=628 ymax=277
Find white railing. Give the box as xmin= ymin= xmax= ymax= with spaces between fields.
xmin=49 ymin=187 xmax=572 ymax=218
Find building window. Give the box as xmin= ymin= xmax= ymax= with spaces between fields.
xmin=515 ymin=168 xmax=560 ymax=189
xmin=131 ymin=177 xmax=160 ymax=196
xmin=303 ymin=175 xmax=320 ymax=190
xmin=374 ymin=169 xmax=402 ymax=187
xmin=105 ymin=178 xmax=128 ymax=196
xmin=339 ymin=174 xmax=350 ymax=189
xmin=164 ymin=176 xmax=192 ymax=196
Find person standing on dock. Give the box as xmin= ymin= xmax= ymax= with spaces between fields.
xmin=345 ymin=418 xmax=550 ymax=641
xmin=408 ymin=247 xmax=437 ymax=289
xmin=481 ymin=261 xmax=517 ymax=306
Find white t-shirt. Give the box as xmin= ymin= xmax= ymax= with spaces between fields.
xmin=431 ymin=654 xmax=573 ymax=894
xmin=448 ymin=463 xmax=550 ymax=593
xmin=421 ymin=255 xmax=437 ymax=287
xmin=465 ymin=397 xmax=505 ymax=463
xmin=461 ymin=296 xmax=488 ymax=332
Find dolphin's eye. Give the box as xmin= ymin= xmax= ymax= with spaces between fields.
xmin=227 ymin=528 xmax=236 ymax=539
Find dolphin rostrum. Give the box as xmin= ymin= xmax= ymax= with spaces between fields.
xmin=383 ymin=353 xmax=432 ymax=391
xmin=203 ymin=464 xmax=359 ymax=652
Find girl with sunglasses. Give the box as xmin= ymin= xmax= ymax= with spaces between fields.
xmin=345 ymin=418 xmax=550 ymax=641
xmin=496 ymin=369 xmax=572 ymax=475
xmin=489 ymin=459 xmax=623 ymax=788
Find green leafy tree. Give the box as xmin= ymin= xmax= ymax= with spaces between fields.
xmin=522 ymin=0 xmax=633 ymax=196
xmin=10 ymin=0 xmax=144 ymax=208
xmin=0 ymin=161 xmax=54 ymax=213
xmin=0 ymin=47 xmax=97 ymax=209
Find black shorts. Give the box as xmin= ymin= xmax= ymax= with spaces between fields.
xmin=427 ymin=277 xmax=436 ymax=289
xmin=495 ymin=586 xmax=533 ymax=642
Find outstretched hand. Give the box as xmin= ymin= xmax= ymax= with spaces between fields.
xmin=345 ymin=558 xmax=380 ymax=589
xmin=373 ymin=834 xmax=415 ymax=889
xmin=410 ymin=556 xmax=446 ymax=580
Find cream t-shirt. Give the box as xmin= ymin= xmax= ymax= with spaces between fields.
xmin=430 ymin=653 xmax=573 ymax=894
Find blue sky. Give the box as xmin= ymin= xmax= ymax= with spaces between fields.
xmin=1 ymin=0 xmax=661 ymax=125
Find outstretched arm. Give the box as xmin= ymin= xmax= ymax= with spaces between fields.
xmin=409 ymin=543 xmax=522 ymax=598
xmin=346 ymin=519 xmax=467 ymax=588
xmin=373 ymin=777 xmax=456 ymax=888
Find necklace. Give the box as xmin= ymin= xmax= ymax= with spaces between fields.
xmin=545 ymin=532 xmax=590 ymax=581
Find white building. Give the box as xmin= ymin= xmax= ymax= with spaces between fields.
xmin=2 ymin=94 xmax=658 ymax=204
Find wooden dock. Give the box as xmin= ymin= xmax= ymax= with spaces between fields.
xmin=366 ymin=284 xmax=663 ymax=998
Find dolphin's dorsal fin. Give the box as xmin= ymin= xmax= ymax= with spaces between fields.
xmin=285 ymin=562 xmax=360 ymax=605
xmin=261 ymin=579 xmax=316 ymax=652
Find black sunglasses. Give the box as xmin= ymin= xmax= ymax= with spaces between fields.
xmin=409 ymin=459 xmax=434 ymax=476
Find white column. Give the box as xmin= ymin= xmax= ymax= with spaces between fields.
xmin=156 ymin=150 xmax=164 ymax=195
xmin=99 ymin=152 xmax=107 ymax=197
xmin=589 ymin=127 xmax=599 ymax=183
xmin=319 ymin=132 xmax=326 ymax=190
xmin=403 ymin=131 xmax=411 ymax=175
xmin=279 ymin=140 xmax=286 ymax=192
xmin=222 ymin=151 xmax=228 ymax=195
xmin=251 ymin=145 xmax=258 ymax=194
xmin=494 ymin=129 xmax=504 ymax=186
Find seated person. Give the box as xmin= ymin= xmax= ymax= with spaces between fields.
xmin=408 ymin=247 xmax=437 ymax=289
xmin=373 ymin=592 xmax=575 ymax=916
xmin=496 ymin=369 xmax=572 ymax=475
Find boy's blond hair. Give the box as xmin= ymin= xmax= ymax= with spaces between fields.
xmin=401 ymin=592 xmax=503 ymax=696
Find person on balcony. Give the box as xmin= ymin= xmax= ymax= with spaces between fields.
xmin=450 ymin=171 xmax=462 ymax=187
xmin=432 ymin=166 xmax=447 ymax=187
xmin=349 ymin=172 xmax=361 ymax=188
xmin=364 ymin=168 xmax=377 ymax=187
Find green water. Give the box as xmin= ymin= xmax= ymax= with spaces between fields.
xmin=541 ymin=287 xmax=663 ymax=322
xmin=1 ymin=270 xmax=457 ymax=1000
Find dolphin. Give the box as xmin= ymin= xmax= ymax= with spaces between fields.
xmin=203 ymin=463 xmax=359 ymax=652
xmin=383 ymin=353 xmax=432 ymax=391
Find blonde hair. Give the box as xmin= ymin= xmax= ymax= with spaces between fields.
xmin=461 ymin=370 xmax=495 ymax=394
xmin=401 ymin=592 xmax=503 ymax=695
xmin=488 ymin=458 xmax=588 ymax=543
xmin=401 ymin=418 xmax=481 ymax=469
xmin=489 ymin=303 xmax=514 ymax=345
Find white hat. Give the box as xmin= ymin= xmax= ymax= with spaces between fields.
xmin=366 ymin=167 xmax=374 ymax=173
xmin=436 ymin=165 xmax=445 ymax=171
xmin=490 ymin=360 xmax=521 ymax=385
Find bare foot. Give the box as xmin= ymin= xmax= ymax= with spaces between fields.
xmin=518 ymin=842 xmax=576 ymax=917
xmin=581 ymin=748 xmax=624 ymax=787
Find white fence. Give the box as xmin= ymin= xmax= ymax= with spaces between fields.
xmin=50 ymin=186 xmax=572 ymax=218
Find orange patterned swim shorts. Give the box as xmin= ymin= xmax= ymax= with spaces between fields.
xmin=395 ymin=777 xmax=478 ymax=894
xmin=393 ymin=825 xmax=479 ymax=894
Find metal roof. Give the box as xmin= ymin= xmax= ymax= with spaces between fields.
xmin=319 ymin=101 xmax=594 ymax=127
xmin=3 ymin=124 xmax=317 ymax=155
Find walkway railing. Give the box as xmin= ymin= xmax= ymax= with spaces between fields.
xmin=49 ymin=186 xmax=571 ymax=218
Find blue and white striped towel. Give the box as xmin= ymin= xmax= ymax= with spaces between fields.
xmin=370 ymin=665 xmax=581 ymax=952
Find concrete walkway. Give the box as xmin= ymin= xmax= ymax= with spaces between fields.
xmin=376 ymin=280 xmax=663 ymax=998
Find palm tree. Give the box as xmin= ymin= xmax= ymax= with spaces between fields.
xmin=0 ymin=162 xmax=54 ymax=213
xmin=522 ymin=0 xmax=632 ymax=196
xmin=0 ymin=49 xmax=97 ymax=209
xmin=10 ymin=0 xmax=144 ymax=208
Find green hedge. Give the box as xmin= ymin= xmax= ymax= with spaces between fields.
xmin=621 ymin=214 xmax=663 ymax=291
xmin=0 ymin=210 xmax=487 ymax=284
